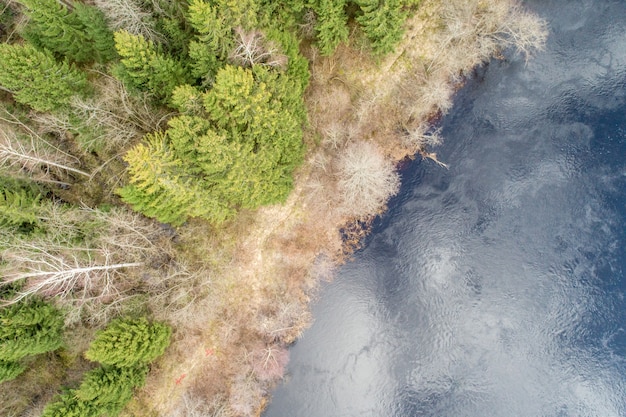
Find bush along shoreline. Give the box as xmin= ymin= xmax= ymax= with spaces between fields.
xmin=0 ymin=0 xmax=546 ymax=416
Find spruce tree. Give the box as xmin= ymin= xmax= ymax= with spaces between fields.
xmin=113 ymin=30 xmax=190 ymax=101
xmin=118 ymin=131 xmax=231 ymax=225
xmin=121 ymin=65 xmax=305 ymax=225
xmin=0 ymin=299 xmax=64 ymax=362
xmin=19 ymin=0 xmax=116 ymax=63
xmin=356 ymin=0 xmax=407 ymax=55
xmin=0 ymin=44 xmax=88 ymax=112
xmin=75 ymin=365 xmax=149 ymax=416
xmin=313 ymin=0 xmax=349 ymax=55
xmin=84 ymin=318 xmax=171 ymax=367
xmin=40 ymin=390 xmax=98 ymax=417
xmin=0 ymin=187 xmax=42 ymax=232
xmin=0 ymin=360 xmax=26 ymax=383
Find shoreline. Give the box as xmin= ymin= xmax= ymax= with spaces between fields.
xmin=125 ymin=1 xmax=548 ymax=415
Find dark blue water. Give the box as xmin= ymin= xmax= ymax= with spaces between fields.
xmin=264 ymin=1 xmax=626 ymax=416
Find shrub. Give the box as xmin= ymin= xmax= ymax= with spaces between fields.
xmin=335 ymin=141 xmax=400 ymax=217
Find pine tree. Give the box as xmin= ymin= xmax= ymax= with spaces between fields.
xmin=19 ymin=0 xmax=116 ymax=63
xmin=75 ymin=365 xmax=149 ymax=416
xmin=313 ymin=0 xmax=349 ymax=55
xmin=356 ymin=0 xmax=407 ymax=55
xmin=84 ymin=318 xmax=171 ymax=367
xmin=0 ymin=44 xmax=88 ymax=111
xmin=0 ymin=299 xmax=64 ymax=362
xmin=113 ymin=30 xmax=189 ymax=101
xmin=0 ymin=360 xmax=26 ymax=383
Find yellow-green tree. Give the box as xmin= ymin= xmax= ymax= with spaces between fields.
xmin=113 ymin=30 xmax=190 ymax=101
xmin=120 ymin=65 xmax=305 ymax=225
xmin=84 ymin=318 xmax=171 ymax=367
xmin=0 ymin=44 xmax=88 ymax=111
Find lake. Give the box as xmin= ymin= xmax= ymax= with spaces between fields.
xmin=264 ymin=1 xmax=626 ymax=416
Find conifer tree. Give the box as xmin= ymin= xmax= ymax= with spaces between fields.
xmin=313 ymin=0 xmax=349 ymax=55
xmin=121 ymin=65 xmax=305 ymax=225
xmin=113 ymin=30 xmax=189 ymax=101
xmin=0 ymin=299 xmax=64 ymax=362
xmin=84 ymin=318 xmax=171 ymax=367
xmin=40 ymin=390 xmax=98 ymax=417
xmin=186 ymin=0 xmax=232 ymax=82
xmin=0 ymin=44 xmax=88 ymax=112
xmin=0 ymin=360 xmax=26 ymax=383
xmin=19 ymin=0 xmax=116 ymax=63
xmin=118 ymin=131 xmax=230 ymax=225
xmin=0 ymin=187 xmax=42 ymax=232
xmin=75 ymin=365 xmax=149 ymax=416
xmin=356 ymin=0 xmax=407 ymax=55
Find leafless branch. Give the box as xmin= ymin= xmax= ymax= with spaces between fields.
xmin=229 ymin=27 xmax=288 ymax=69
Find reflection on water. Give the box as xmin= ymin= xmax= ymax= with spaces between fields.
xmin=264 ymin=0 xmax=626 ymax=416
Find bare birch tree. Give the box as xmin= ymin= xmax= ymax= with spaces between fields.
xmin=229 ymin=27 xmax=287 ymax=69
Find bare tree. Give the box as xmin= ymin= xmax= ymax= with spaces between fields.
xmin=229 ymin=27 xmax=288 ymax=69
xmin=0 ymin=124 xmax=90 ymax=181
xmin=335 ymin=141 xmax=400 ymax=218
xmin=68 ymin=74 xmax=172 ymax=151
xmin=0 ymin=242 xmax=142 ymax=306
xmin=0 ymin=205 xmax=170 ymax=308
xmin=93 ymin=0 xmax=164 ymax=43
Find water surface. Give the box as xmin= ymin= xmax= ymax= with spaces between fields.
xmin=264 ymin=1 xmax=626 ymax=416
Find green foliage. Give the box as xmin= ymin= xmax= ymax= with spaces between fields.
xmin=19 ymin=0 xmax=116 ymax=63
xmin=75 ymin=365 xmax=148 ymax=416
xmin=356 ymin=0 xmax=407 ymax=55
xmin=313 ymin=0 xmax=349 ymax=55
xmin=214 ymin=0 xmax=259 ymax=29
xmin=186 ymin=0 xmax=232 ymax=60
xmin=0 ymin=187 xmax=42 ymax=232
xmin=0 ymin=44 xmax=88 ymax=111
xmin=121 ymin=65 xmax=305 ymax=225
xmin=113 ymin=30 xmax=190 ymax=101
xmin=84 ymin=318 xmax=171 ymax=367
xmin=0 ymin=360 xmax=26 ymax=383
xmin=0 ymin=299 xmax=64 ymax=362
xmin=40 ymin=390 xmax=98 ymax=417
xmin=118 ymin=131 xmax=227 ymax=225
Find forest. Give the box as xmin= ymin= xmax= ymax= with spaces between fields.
xmin=0 ymin=0 xmax=546 ymax=416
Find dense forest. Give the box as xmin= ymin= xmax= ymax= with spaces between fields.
xmin=0 ymin=0 xmax=546 ymax=416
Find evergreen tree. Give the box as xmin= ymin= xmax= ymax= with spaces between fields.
xmin=0 ymin=187 xmax=42 ymax=232
xmin=84 ymin=318 xmax=171 ymax=367
xmin=313 ymin=0 xmax=349 ymax=55
xmin=0 ymin=44 xmax=88 ymax=111
xmin=40 ymin=390 xmax=98 ymax=417
xmin=75 ymin=365 xmax=149 ymax=416
xmin=121 ymin=64 xmax=305 ymax=225
xmin=215 ymin=0 xmax=259 ymax=29
xmin=118 ymin=131 xmax=230 ymax=225
xmin=113 ymin=30 xmax=189 ymax=101
xmin=0 ymin=360 xmax=26 ymax=383
xmin=19 ymin=0 xmax=116 ymax=63
xmin=0 ymin=299 xmax=64 ymax=362
xmin=186 ymin=0 xmax=232 ymax=82
xmin=356 ymin=0 xmax=407 ymax=55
